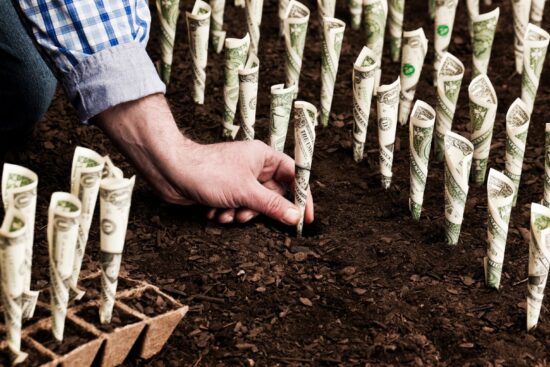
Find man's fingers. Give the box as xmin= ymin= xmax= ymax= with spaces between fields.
xmin=207 ymin=208 xmax=217 ymax=220
xmin=259 ymin=148 xmax=295 ymax=185
xmin=244 ymin=181 xmax=301 ymax=225
xmin=218 ymin=208 xmax=235 ymax=223
xmin=236 ymin=209 xmax=259 ymax=223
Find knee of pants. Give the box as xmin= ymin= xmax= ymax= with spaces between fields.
xmin=0 ymin=64 xmax=57 ymax=135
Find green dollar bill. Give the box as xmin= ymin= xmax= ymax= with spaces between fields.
xmin=222 ymin=34 xmax=250 ymax=139
xmin=320 ymin=17 xmax=346 ymax=127
xmin=469 ymin=74 xmax=498 ymax=185
xmin=294 ymin=101 xmax=317 ymax=237
xmin=527 ymin=203 xmax=550 ymax=331
xmin=246 ymin=0 xmax=264 ymax=55
xmin=283 ymin=1 xmax=310 ymax=98
xmin=503 ymin=98 xmax=531 ymax=206
xmin=270 ymin=84 xmax=296 ymax=152
xmin=484 ymin=169 xmax=515 ymax=289
xmin=530 ymin=0 xmax=546 ymax=26
xmin=69 ymin=147 xmax=104 ymax=302
xmin=466 ymin=0 xmax=479 ymax=39
xmin=444 ymin=131 xmax=473 ymax=245
xmin=156 ymin=0 xmax=181 ymax=84
xmin=99 ymin=176 xmax=135 ymax=324
xmin=388 ymin=0 xmax=405 ymax=62
xmin=318 ymin=0 xmax=336 ymax=21
xmin=409 ymin=100 xmax=435 ymax=220
xmin=349 ymin=0 xmax=363 ymax=29
xmin=210 ymin=0 xmax=226 ymax=53
xmin=363 ymin=0 xmax=388 ymax=93
xmin=434 ymin=53 xmax=464 ymax=162
xmin=2 ymin=164 xmax=39 ymax=320
xmin=377 ymin=77 xmax=400 ymax=189
xmin=521 ymin=24 xmax=550 ymax=115
xmin=512 ymin=0 xmax=531 ymax=74
xmin=434 ymin=0 xmax=458 ymax=85
xmin=471 ymin=8 xmax=499 ymax=77
xmin=238 ymin=54 xmax=260 ymax=140
xmin=352 ymin=47 xmax=377 ymax=162
xmin=0 ymin=208 xmax=29 ymax=364
xmin=48 ymin=192 xmax=81 ymax=341
xmin=187 ymin=0 xmax=211 ymax=104
xmin=398 ymin=27 xmax=428 ymax=125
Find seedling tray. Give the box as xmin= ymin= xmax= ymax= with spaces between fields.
xmin=0 ymin=272 xmax=188 ymax=366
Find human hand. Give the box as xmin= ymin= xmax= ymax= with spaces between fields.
xmin=96 ymin=94 xmax=314 ymax=226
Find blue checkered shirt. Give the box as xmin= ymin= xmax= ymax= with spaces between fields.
xmin=14 ymin=0 xmax=166 ymax=120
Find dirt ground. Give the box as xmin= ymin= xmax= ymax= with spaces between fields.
xmin=4 ymin=0 xmax=550 ymax=364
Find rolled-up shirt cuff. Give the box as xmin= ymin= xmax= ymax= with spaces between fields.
xmin=61 ymin=43 xmax=166 ymax=122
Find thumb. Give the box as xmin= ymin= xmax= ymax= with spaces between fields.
xmin=244 ymin=182 xmax=301 ymax=225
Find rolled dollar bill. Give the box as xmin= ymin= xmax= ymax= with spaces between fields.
xmin=210 ymin=0 xmax=226 ymax=53
xmin=527 ymin=203 xmax=550 ymax=331
xmin=270 ymin=84 xmax=296 ymax=152
xmin=349 ymin=0 xmax=363 ymax=30
xmin=398 ymin=28 xmax=428 ymax=125
xmin=48 ymin=192 xmax=81 ymax=341
xmin=2 ymin=164 xmax=39 ymax=320
xmin=429 ymin=0 xmax=435 ymax=19
xmin=388 ymin=0 xmax=405 ymax=63
xmin=530 ymin=0 xmax=546 ymax=26
xmin=0 ymin=207 xmax=29 ymax=364
xmin=544 ymin=123 xmax=550 ymax=207
xmin=466 ymin=0 xmax=479 ymax=38
xmin=186 ymin=0 xmax=211 ymax=105
xmin=102 ymin=156 xmax=124 ymax=180
xmin=352 ymin=47 xmax=377 ymax=163
xmin=99 ymin=176 xmax=136 ymax=324
xmin=504 ymin=98 xmax=531 ymax=206
xmin=444 ymin=131 xmax=474 ymax=245
xmin=409 ymin=100 xmax=436 ymax=220
xmin=294 ymin=101 xmax=317 ymax=237
xmin=434 ymin=52 xmax=464 ymax=162
xmin=69 ymin=147 xmax=105 ymax=301
xmin=320 ymin=17 xmax=346 ymax=127
xmin=469 ymin=74 xmax=498 ymax=185
xmin=484 ymin=169 xmax=515 ymax=289
xmin=521 ymin=23 xmax=550 ymax=115
xmin=279 ymin=0 xmax=290 ymax=35
xmin=222 ymin=33 xmax=250 ymax=139
xmin=156 ymin=0 xmax=181 ymax=84
xmin=363 ymin=0 xmax=388 ymax=94
xmin=434 ymin=0 xmax=458 ymax=85
xmin=238 ymin=54 xmax=260 ymax=141
xmin=246 ymin=0 xmax=264 ymax=55
xmin=235 ymin=0 xmax=245 ymax=7
xmin=471 ymin=8 xmax=499 ymax=77
xmin=283 ymin=1 xmax=310 ymax=98
xmin=512 ymin=0 xmax=532 ymax=74
xmin=377 ymin=77 xmax=401 ymax=189
xmin=318 ymin=0 xmax=336 ymax=20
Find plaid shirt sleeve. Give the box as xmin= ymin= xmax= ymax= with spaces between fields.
xmin=14 ymin=0 xmax=166 ymax=121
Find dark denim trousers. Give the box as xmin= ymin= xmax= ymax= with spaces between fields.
xmin=0 ymin=2 xmax=57 ymax=146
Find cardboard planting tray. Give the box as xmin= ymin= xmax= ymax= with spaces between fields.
xmin=0 ymin=273 xmax=189 ymax=367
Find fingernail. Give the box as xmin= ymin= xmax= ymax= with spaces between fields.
xmin=282 ymin=207 xmax=301 ymax=225
xmin=242 ymin=213 xmax=256 ymax=223
xmin=220 ymin=215 xmax=234 ymax=224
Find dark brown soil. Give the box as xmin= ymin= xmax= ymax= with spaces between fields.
xmin=122 ymin=289 xmax=177 ymax=317
xmin=0 ymin=342 xmax=53 ymax=366
xmin=31 ymin=320 xmax=96 ymax=355
xmin=76 ymin=306 xmax=141 ymax=333
xmin=3 ymin=0 xmax=550 ymax=364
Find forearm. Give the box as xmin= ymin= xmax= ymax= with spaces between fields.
xmin=94 ymin=94 xmax=199 ymax=204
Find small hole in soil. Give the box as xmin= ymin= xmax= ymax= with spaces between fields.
xmin=121 ymin=288 xmax=177 ymax=317
xmin=77 ymin=277 xmax=140 ymax=302
xmin=0 ymin=341 xmax=53 ymax=366
xmin=76 ymin=305 xmax=141 ymax=333
xmin=30 ymin=319 xmax=96 ymax=355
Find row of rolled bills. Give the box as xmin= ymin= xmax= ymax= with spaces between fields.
xmin=0 ymin=148 xmax=134 ymax=363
